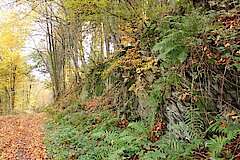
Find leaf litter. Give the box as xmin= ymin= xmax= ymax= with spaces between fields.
xmin=0 ymin=113 xmax=49 ymax=160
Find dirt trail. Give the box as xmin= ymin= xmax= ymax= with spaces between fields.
xmin=0 ymin=113 xmax=49 ymax=160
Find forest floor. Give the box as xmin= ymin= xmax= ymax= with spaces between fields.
xmin=0 ymin=113 xmax=49 ymax=160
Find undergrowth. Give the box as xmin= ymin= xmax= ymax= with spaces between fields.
xmin=44 ymin=1 xmax=240 ymax=159
xmin=44 ymin=102 xmax=239 ymax=160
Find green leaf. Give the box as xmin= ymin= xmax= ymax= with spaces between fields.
xmin=233 ymin=63 xmax=240 ymax=71
xmin=178 ymin=51 xmax=188 ymax=63
xmin=152 ymin=43 xmax=162 ymax=51
xmin=147 ymin=113 xmax=155 ymax=133
xmin=141 ymin=150 xmax=166 ymax=160
xmin=157 ymin=52 xmax=167 ymax=61
xmin=155 ymin=150 xmax=166 ymax=158
xmin=128 ymin=122 xmax=147 ymax=135
xmin=157 ymin=45 xmax=180 ymax=61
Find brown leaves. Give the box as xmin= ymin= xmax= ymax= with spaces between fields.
xmin=80 ymin=97 xmax=113 ymax=114
xmin=149 ymin=120 xmax=164 ymax=143
xmin=191 ymin=5 xmax=240 ymax=69
xmin=117 ymin=119 xmax=128 ymax=129
xmin=0 ymin=113 xmax=49 ymax=160
xmin=223 ymin=135 xmax=240 ymax=159
xmin=220 ymin=121 xmax=227 ymax=128
xmin=191 ymin=147 xmax=209 ymax=160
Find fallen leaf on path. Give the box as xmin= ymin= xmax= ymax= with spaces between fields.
xmin=0 ymin=113 xmax=49 ymax=160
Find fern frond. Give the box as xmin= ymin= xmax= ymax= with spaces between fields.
xmin=184 ymin=106 xmax=205 ymax=139
xmin=206 ymin=136 xmax=228 ymax=158
xmin=127 ymin=122 xmax=147 ymax=136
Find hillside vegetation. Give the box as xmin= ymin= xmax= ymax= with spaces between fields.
xmin=39 ymin=0 xmax=240 ymax=159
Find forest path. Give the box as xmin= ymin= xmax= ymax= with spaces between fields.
xmin=0 ymin=113 xmax=49 ymax=160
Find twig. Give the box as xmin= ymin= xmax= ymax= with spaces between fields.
xmin=219 ymin=65 xmax=227 ymax=112
xmin=191 ymin=151 xmax=213 ymax=160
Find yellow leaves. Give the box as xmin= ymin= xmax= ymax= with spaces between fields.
xmin=122 ymin=37 xmax=135 ymax=46
xmin=0 ymin=8 xmax=31 ymax=111
xmin=0 ymin=53 xmax=28 ymax=75
xmin=65 ymin=0 xmax=107 ymax=20
xmin=0 ymin=11 xmax=28 ymax=52
xmin=0 ymin=9 xmax=29 ymax=64
xmin=102 ymin=59 xmax=121 ymax=78
xmin=235 ymin=50 xmax=240 ymax=56
xmin=231 ymin=115 xmax=240 ymax=120
xmin=129 ymin=76 xmax=146 ymax=94
xmin=226 ymin=110 xmax=240 ymax=120
xmin=128 ymin=84 xmax=135 ymax=92
xmin=103 ymin=47 xmax=159 ymax=95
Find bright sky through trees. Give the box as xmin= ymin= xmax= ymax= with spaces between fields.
xmin=0 ymin=0 xmax=48 ymax=80
xmin=0 ymin=0 xmax=53 ymax=113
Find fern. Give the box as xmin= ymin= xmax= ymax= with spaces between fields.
xmin=204 ymin=118 xmax=240 ymax=159
xmin=147 ymin=113 xmax=155 ymax=135
xmin=184 ymin=107 xmax=205 ymax=139
xmin=205 ymin=118 xmax=240 ymax=137
xmin=152 ymin=12 xmax=210 ymax=64
xmin=153 ymin=29 xmax=188 ymax=63
xmin=206 ymin=135 xmax=228 ymax=158
xmin=128 ymin=122 xmax=147 ymax=135
xmin=141 ymin=150 xmax=166 ymax=160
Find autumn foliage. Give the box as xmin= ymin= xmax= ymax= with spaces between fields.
xmin=0 ymin=0 xmax=240 ymax=159
xmin=0 ymin=113 xmax=48 ymax=160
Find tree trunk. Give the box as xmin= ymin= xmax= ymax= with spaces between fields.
xmin=9 ymin=64 xmax=16 ymax=112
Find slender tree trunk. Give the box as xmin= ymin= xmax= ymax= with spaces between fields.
xmin=103 ymin=22 xmax=111 ymax=57
xmin=9 ymin=64 xmax=16 ymax=112
xmin=44 ymin=0 xmax=63 ymax=100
